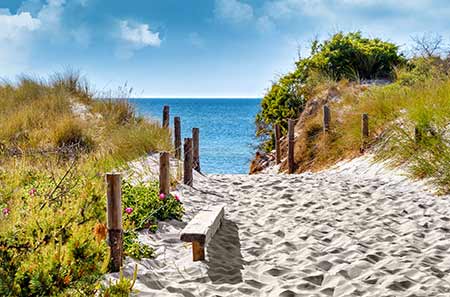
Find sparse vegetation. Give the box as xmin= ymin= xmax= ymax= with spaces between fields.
xmin=0 ymin=72 xmax=183 ymax=296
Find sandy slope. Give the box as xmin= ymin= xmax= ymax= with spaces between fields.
xmin=110 ymin=156 xmax=450 ymax=297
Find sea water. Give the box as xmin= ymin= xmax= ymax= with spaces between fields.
xmin=129 ymin=98 xmax=261 ymax=174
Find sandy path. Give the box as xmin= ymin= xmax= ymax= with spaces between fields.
xmin=115 ymin=156 xmax=450 ymax=297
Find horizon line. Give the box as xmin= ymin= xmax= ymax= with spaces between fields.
xmin=129 ymin=96 xmax=262 ymax=99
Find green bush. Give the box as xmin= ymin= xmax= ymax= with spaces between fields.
xmin=304 ymin=32 xmax=405 ymax=81
xmin=256 ymin=71 xmax=307 ymax=150
xmin=121 ymin=181 xmax=184 ymax=261
xmin=122 ymin=181 xmax=184 ymax=230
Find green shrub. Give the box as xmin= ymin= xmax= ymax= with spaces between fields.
xmin=100 ymin=265 xmax=137 ymax=297
xmin=303 ymin=32 xmax=405 ymax=81
xmin=121 ymin=181 xmax=184 ymax=261
xmin=122 ymin=181 xmax=184 ymax=230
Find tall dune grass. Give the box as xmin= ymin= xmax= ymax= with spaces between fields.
xmin=291 ymin=68 xmax=450 ymax=193
xmin=0 ymin=72 xmax=172 ymax=295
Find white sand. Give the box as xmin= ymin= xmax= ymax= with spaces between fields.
xmin=109 ymin=155 xmax=450 ymax=296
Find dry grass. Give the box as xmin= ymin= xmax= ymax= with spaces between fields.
xmin=288 ymin=72 xmax=450 ymax=192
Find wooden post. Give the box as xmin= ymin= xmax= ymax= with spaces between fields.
xmin=192 ymin=128 xmax=200 ymax=172
xmin=288 ymin=119 xmax=295 ymax=174
xmin=415 ymin=126 xmax=422 ymax=143
xmin=274 ymin=124 xmax=281 ymax=164
xmin=323 ymin=105 xmax=330 ymax=133
xmin=162 ymin=105 xmax=170 ymax=128
xmin=361 ymin=113 xmax=369 ymax=139
xmin=184 ymin=138 xmax=193 ymax=186
xmin=106 ymin=173 xmax=123 ymax=272
xmin=174 ymin=117 xmax=181 ymax=159
xmin=159 ymin=152 xmax=170 ymax=195
xmin=192 ymin=241 xmax=205 ymax=261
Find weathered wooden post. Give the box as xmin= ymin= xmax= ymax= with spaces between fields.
xmin=288 ymin=119 xmax=295 ymax=174
xmin=361 ymin=113 xmax=369 ymax=149
xmin=415 ymin=126 xmax=422 ymax=143
xmin=275 ymin=124 xmax=281 ymax=164
xmin=361 ymin=113 xmax=369 ymax=139
xmin=184 ymin=138 xmax=193 ymax=186
xmin=159 ymin=152 xmax=170 ymax=195
xmin=323 ymin=105 xmax=330 ymax=133
xmin=192 ymin=128 xmax=200 ymax=172
xmin=106 ymin=173 xmax=123 ymax=272
xmin=162 ymin=105 xmax=170 ymax=128
xmin=174 ymin=117 xmax=181 ymax=159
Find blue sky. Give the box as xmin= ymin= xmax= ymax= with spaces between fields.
xmin=1 ymin=0 xmax=450 ymax=97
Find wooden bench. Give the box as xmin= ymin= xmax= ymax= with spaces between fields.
xmin=180 ymin=204 xmax=225 ymax=261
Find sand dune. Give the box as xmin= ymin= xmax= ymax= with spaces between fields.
xmin=110 ymin=155 xmax=450 ymax=296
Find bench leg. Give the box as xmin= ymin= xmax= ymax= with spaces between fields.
xmin=192 ymin=241 xmax=205 ymax=261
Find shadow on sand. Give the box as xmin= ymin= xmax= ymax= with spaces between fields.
xmin=206 ymin=219 xmax=244 ymax=284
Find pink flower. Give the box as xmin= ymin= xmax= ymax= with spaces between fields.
xmin=125 ymin=207 xmax=133 ymax=215
xmin=29 ymin=188 xmax=37 ymax=196
xmin=2 ymin=208 xmax=10 ymax=216
xmin=174 ymin=194 xmax=180 ymax=202
xmin=159 ymin=193 xmax=165 ymax=200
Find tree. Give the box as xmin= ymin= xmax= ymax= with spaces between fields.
xmin=411 ymin=33 xmax=444 ymax=58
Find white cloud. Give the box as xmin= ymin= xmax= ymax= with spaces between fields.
xmin=256 ymin=16 xmax=275 ymax=33
xmin=37 ymin=0 xmax=65 ymax=33
xmin=117 ymin=20 xmax=161 ymax=58
xmin=0 ymin=9 xmax=41 ymax=75
xmin=214 ymin=0 xmax=254 ymax=24
xmin=119 ymin=20 xmax=161 ymax=47
xmin=188 ymin=32 xmax=205 ymax=48
xmin=71 ymin=25 xmax=91 ymax=48
xmin=0 ymin=0 xmax=92 ymax=76
xmin=0 ymin=9 xmax=41 ymax=40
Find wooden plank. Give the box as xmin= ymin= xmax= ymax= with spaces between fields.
xmin=288 ymin=119 xmax=295 ymax=174
xmin=174 ymin=117 xmax=181 ymax=159
xmin=180 ymin=204 xmax=225 ymax=246
xmin=192 ymin=128 xmax=200 ymax=172
xmin=183 ymin=138 xmax=193 ymax=186
xmin=275 ymin=124 xmax=281 ymax=164
xmin=106 ymin=173 xmax=123 ymax=272
xmin=163 ymin=105 xmax=170 ymax=128
xmin=159 ymin=152 xmax=170 ymax=195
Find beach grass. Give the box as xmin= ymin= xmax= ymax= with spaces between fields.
xmin=0 ymin=72 xmax=178 ymax=296
xmin=289 ymin=66 xmax=450 ymax=192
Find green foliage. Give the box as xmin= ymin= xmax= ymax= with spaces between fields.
xmin=256 ymin=71 xmax=307 ymax=150
xmin=121 ymin=181 xmax=184 ymax=260
xmin=122 ymin=181 xmax=184 ymax=230
xmin=256 ymin=32 xmax=405 ymax=150
xmin=123 ymin=231 xmax=154 ymax=260
xmin=100 ymin=265 xmax=138 ymax=297
xmin=0 ymin=165 xmax=108 ymax=296
xmin=303 ymin=32 xmax=405 ymax=81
